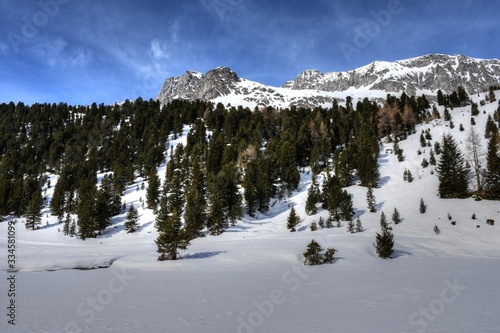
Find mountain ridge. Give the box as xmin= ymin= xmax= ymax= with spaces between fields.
xmin=156 ymin=54 xmax=500 ymax=108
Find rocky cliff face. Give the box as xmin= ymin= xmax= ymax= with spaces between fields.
xmin=284 ymin=54 xmax=500 ymax=97
xmin=156 ymin=67 xmax=240 ymax=105
xmin=156 ymin=54 xmax=500 ymax=108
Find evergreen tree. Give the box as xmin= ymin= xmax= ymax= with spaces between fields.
xmin=124 ymin=204 xmax=139 ymax=233
xmin=155 ymin=208 xmax=190 ymax=261
xmin=436 ymin=134 xmax=469 ymax=198
xmin=305 ymin=173 xmax=320 ymax=215
xmin=347 ymin=219 xmax=355 ymax=233
xmin=433 ymin=225 xmax=441 ymax=235
xmin=355 ymin=217 xmax=363 ymax=232
xmin=310 ymin=221 xmax=318 ymax=231
xmin=485 ymin=131 xmax=500 ymax=199
xmin=374 ymin=212 xmax=394 ymax=259
xmin=287 ymin=207 xmax=301 ymax=232
xmin=392 ymin=207 xmax=402 ymax=224
xmin=323 ymin=247 xmax=337 ymax=264
xmin=77 ymin=187 xmax=97 ymax=240
xmin=25 ymin=189 xmax=43 ymax=230
xmin=69 ymin=219 xmax=76 ymax=237
xmin=146 ymin=169 xmax=160 ymax=212
xmin=355 ymin=123 xmax=380 ymax=187
xmin=366 ymin=187 xmax=376 ymax=213
xmin=184 ymin=159 xmax=207 ymax=238
xmin=303 ymin=239 xmax=324 ymax=265
xmin=63 ymin=213 xmax=70 ymax=235
xmin=419 ymin=197 xmax=427 ymax=214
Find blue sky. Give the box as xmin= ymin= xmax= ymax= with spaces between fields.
xmin=0 ymin=0 xmax=498 ymax=105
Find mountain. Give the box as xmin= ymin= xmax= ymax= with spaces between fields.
xmin=156 ymin=54 xmax=500 ymax=109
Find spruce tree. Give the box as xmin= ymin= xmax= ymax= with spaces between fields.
xmin=392 ymin=207 xmax=402 ymax=224
xmin=184 ymin=159 xmax=207 ymax=238
xmin=305 ymin=173 xmax=320 ymax=215
xmin=155 ymin=208 xmax=190 ymax=261
xmin=433 ymin=225 xmax=441 ymax=235
xmin=366 ymin=186 xmax=376 ymax=213
xmin=303 ymin=239 xmax=324 ymax=265
xmin=347 ymin=219 xmax=355 ymax=233
xmin=355 ymin=217 xmax=363 ymax=232
xmin=124 ymin=204 xmax=139 ymax=233
xmin=146 ymin=169 xmax=160 ymax=212
xmin=419 ymin=198 xmax=427 ymax=214
xmin=374 ymin=212 xmax=394 ymax=259
xmin=287 ymin=207 xmax=301 ymax=232
xmin=323 ymin=247 xmax=336 ymax=264
xmin=485 ymin=131 xmax=500 ymax=199
xmin=436 ymin=134 xmax=469 ymax=198
xmin=25 ymin=189 xmax=43 ymax=230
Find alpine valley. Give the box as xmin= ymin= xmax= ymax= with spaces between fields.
xmin=1 ymin=53 xmax=500 ymax=333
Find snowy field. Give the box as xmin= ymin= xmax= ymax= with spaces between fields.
xmin=1 ymin=94 xmax=500 ymax=333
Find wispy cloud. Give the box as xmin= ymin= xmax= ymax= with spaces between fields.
xmin=31 ymin=38 xmax=92 ymax=69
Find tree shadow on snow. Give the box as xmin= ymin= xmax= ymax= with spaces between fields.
xmin=379 ymin=176 xmax=391 ymax=186
xmin=391 ymin=249 xmax=412 ymax=258
xmin=183 ymin=251 xmax=227 ymax=260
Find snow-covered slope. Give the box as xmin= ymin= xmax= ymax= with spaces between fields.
xmin=2 ymin=91 xmax=500 ymax=333
xmin=156 ymin=54 xmax=500 ymax=109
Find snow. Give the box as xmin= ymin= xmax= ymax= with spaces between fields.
xmin=1 ymin=93 xmax=500 ymax=333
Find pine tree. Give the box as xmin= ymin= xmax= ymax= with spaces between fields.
xmin=366 ymin=186 xmax=376 ymax=213
xmin=419 ymin=197 xmax=427 ymax=214
xmin=433 ymin=225 xmax=441 ymax=235
xmin=374 ymin=212 xmax=394 ymax=259
xmin=287 ymin=207 xmax=301 ymax=232
xmin=155 ymin=208 xmax=190 ymax=261
xmin=347 ymin=219 xmax=355 ymax=233
xmin=323 ymin=247 xmax=336 ymax=264
xmin=146 ymin=169 xmax=160 ymax=212
xmin=305 ymin=173 xmax=320 ymax=215
xmin=124 ymin=204 xmax=139 ymax=233
xmin=436 ymin=134 xmax=469 ymax=198
xmin=303 ymin=239 xmax=324 ymax=265
xmin=63 ymin=213 xmax=71 ymax=235
xmin=25 ymin=189 xmax=43 ymax=230
xmin=355 ymin=217 xmax=363 ymax=232
xmin=355 ymin=123 xmax=380 ymax=187
xmin=184 ymin=159 xmax=207 ymax=238
xmin=392 ymin=207 xmax=402 ymax=224
xmin=485 ymin=131 xmax=500 ymax=199
xmin=69 ymin=219 xmax=76 ymax=237
xmin=310 ymin=221 xmax=318 ymax=231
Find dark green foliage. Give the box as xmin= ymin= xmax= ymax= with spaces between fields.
xmin=303 ymin=240 xmax=324 ymax=265
xmin=429 ymin=149 xmax=437 ymax=166
xmin=207 ymin=163 xmax=242 ymax=235
xmin=433 ymin=225 xmax=441 ymax=235
xmin=124 ymin=205 xmax=139 ymax=233
xmin=392 ymin=208 xmax=401 ymax=224
xmin=184 ymin=159 xmax=207 ymax=238
xmin=374 ymin=212 xmax=394 ymax=259
xmin=485 ymin=132 xmax=500 ymax=199
xmin=287 ymin=207 xmax=301 ymax=232
xmin=355 ymin=217 xmax=363 ymax=232
xmin=322 ymin=174 xmax=353 ymax=221
xmin=305 ymin=173 xmax=320 ymax=215
xmin=436 ymin=134 xmax=469 ymax=198
xmin=354 ymin=123 xmax=380 ymax=187
xmin=155 ymin=204 xmax=190 ymax=261
xmin=310 ymin=221 xmax=318 ymax=231
xmin=303 ymin=240 xmax=337 ymax=265
xmin=471 ymin=103 xmax=479 ymax=116
xmin=366 ymin=187 xmax=376 ymax=213
xmin=347 ymin=219 xmax=355 ymax=233
xmin=146 ymin=169 xmax=160 ymax=212
xmin=419 ymin=198 xmax=427 ymax=214
xmin=25 ymin=189 xmax=43 ymax=230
